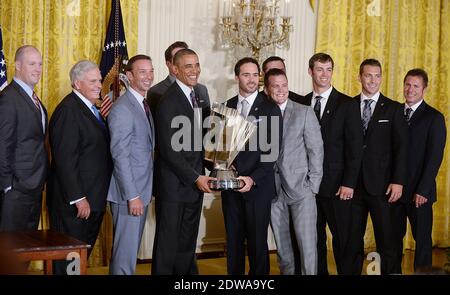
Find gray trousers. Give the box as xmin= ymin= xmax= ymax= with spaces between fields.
xmin=270 ymin=191 xmax=318 ymax=275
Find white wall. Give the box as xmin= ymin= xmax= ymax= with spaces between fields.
xmin=137 ymin=0 xmax=317 ymax=259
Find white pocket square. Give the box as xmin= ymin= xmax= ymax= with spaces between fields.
xmin=378 ymin=119 xmax=389 ymax=123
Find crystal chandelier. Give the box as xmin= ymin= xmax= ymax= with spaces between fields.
xmin=219 ymin=0 xmax=293 ymax=65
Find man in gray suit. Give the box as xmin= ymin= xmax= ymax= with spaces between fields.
xmin=0 ymin=45 xmax=49 ymax=231
xmin=107 ymin=55 xmax=155 ymax=275
xmin=147 ymin=41 xmax=209 ymax=117
xmin=265 ymin=68 xmax=324 ymax=275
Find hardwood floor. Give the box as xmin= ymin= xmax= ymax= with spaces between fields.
xmin=83 ymin=248 xmax=448 ymax=275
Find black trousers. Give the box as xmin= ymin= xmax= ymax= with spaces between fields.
xmin=152 ymin=198 xmax=202 ymax=275
xmin=0 ymin=188 xmax=41 ymax=231
xmin=392 ymin=200 xmax=433 ymax=272
xmin=221 ymin=192 xmax=272 ymax=275
xmin=50 ymin=207 xmax=104 ymax=275
xmin=343 ymin=182 xmax=398 ymax=275
xmin=316 ymin=194 xmax=352 ymax=275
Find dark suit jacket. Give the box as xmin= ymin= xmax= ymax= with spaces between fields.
xmin=154 ymin=82 xmax=210 ymax=203
xmin=354 ymin=93 xmax=408 ymax=196
xmin=222 ymin=93 xmax=282 ymax=202
xmin=0 ymin=80 xmax=48 ymax=195
xmin=300 ymin=88 xmax=363 ymax=197
xmin=400 ymin=101 xmax=446 ymax=204
xmin=48 ymin=92 xmax=113 ymax=213
xmin=147 ymin=75 xmax=209 ymax=117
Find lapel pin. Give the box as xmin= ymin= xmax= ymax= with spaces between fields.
xmin=326 ymin=110 xmax=330 ymax=114
xmin=254 ymin=107 xmax=258 ymax=111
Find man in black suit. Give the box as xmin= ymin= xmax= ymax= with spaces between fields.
xmin=392 ymin=68 xmax=446 ymax=272
xmin=344 ymin=59 xmax=408 ymax=274
xmin=261 ymin=56 xmax=304 ymax=103
xmin=0 ymin=45 xmax=49 ymax=231
xmin=147 ymin=41 xmax=209 ymax=117
xmin=151 ymin=49 xmax=214 ymax=275
xmin=298 ymin=53 xmax=363 ymax=275
xmin=48 ymin=60 xmax=113 ymax=274
xmin=222 ymin=57 xmax=282 ymax=275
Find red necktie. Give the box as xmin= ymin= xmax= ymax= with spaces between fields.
xmin=32 ymin=92 xmax=41 ymax=110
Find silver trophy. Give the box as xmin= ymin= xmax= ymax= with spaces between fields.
xmin=204 ymin=103 xmax=257 ymax=190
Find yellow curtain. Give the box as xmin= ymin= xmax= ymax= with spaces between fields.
xmin=316 ymin=0 xmax=450 ymax=250
xmin=0 ymin=0 xmax=138 ymax=267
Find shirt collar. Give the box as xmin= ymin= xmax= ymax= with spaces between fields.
xmin=73 ymin=89 xmax=95 ymax=111
xmin=128 ymin=86 xmax=145 ymax=110
xmin=279 ymin=100 xmax=288 ymax=113
xmin=361 ymin=91 xmax=380 ymax=104
xmin=313 ymin=85 xmax=333 ymax=100
xmin=405 ymin=99 xmax=423 ymax=112
xmin=175 ymin=79 xmax=195 ymax=106
xmin=13 ymin=77 xmax=34 ymax=98
xmin=238 ymin=90 xmax=258 ymax=106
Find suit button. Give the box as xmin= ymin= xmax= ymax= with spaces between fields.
xmin=363 ymin=145 xmax=367 ymax=149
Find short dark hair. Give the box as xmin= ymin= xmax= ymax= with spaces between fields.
xmin=359 ymin=58 xmax=382 ymax=75
xmin=173 ymin=48 xmax=197 ymax=66
xmin=404 ymin=68 xmax=428 ymax=87
xmin=164 ymin=41 xmax=188 ymax=62
xmin=126 ymin=55 xmax=152 ymax=72
xmin=309 ymin=53 xmax=334 ymax=70
xmin=264 ymin=68 xmax=287 ymax=88
xmin=234 ymin=57 xmax=260 ymax=76
xmin=262 ymin=56 xmax=285 ymax=73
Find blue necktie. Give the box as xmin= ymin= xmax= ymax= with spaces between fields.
xmin=91 ymin=105 xmax=105 ymax=128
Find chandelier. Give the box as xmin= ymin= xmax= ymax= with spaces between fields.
xmin=219 ymin=0 xmax=293 ymax=65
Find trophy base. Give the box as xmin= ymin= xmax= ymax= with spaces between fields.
xmin=209 ymin=169 xmax=244 ymax=191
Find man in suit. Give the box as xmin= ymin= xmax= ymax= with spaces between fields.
xmin=222 ymin=57 xmax=282 ymax=275
xmin=0 ymin=45 xmax=49 ymax=231
xmin=48 ymin=60 xmax=113 ymax=274
xmin=107 ymin=55 xmax=155 ymax=275
xmin=298 ymin=53 xmax=363 ymax=275
xmin=392 ymin=68 xmax=446 ymax=272
xmin=265 ymin=68 xmax=323 ymax=275
xmin=152 ymin=49 xmax=214 ymax=275
xmin=147 ymin=41 xmax=209 ymax=117
xmin=344 ymin=59 xmax=408 ymax=274
xmin=261 ymin=56 xmax=303 ymax=103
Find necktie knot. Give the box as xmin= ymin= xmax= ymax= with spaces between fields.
xmin=362 ymin=99 xmax=374 ymax=133
xmin=313 ymin=95 xmax=322 ymax=121
xmin=240 ymin=98 xmax=249 ymax=118
xmin=32 ymin=92 xmax=41 ymax=110
xmin=405 ymin=107 xmax=412 ymax=122
xmin=190 ymin=90 xmax=198 ymax=108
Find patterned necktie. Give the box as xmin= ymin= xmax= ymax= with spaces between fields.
xmin=32 ymin=92 xmax=41 ymax=110
xmin=405 ymin=107 xmax=413 ymax=122
xmin=240 ymin=99 xmax=249 ymax=118
xmin=313 ymin=96 xmax=322 ymax=121
xmin=190 ymin=90 xmax=198 ymax=108
xmin=362 ymin=99 xmax=374 ymax=133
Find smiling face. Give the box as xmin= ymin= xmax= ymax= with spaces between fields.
xmin=404 ymin=75 xmax=426 ymax=106
xmin=74 ymin=68 xmax=102 ymax=104
xmin=359 ymin=65 xmax=382 ymax=97
xmin=127 ymin=59 xmax=154 ymax=97
xmin=308 ymin=60 xmax=333 ymax=93
xmin=173 ymin=53 xmax=200 ymax=88
xmin=236 ymin=62 xmax=260 ymax=97
xmin=15 ymin=47 xmax=42 ymax=88
xmin=267 ymin=74 xmax=289 ymax=105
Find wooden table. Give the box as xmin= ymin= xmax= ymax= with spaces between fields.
xmin=0 ymin=230 xmax=90 ymax=275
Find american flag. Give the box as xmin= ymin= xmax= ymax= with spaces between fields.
xmin=98 ymin=0 xmax=128 ymax=118
xmin=0 ymin=26 xmax=7 ymax=91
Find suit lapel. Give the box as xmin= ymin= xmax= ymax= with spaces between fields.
xmin=365 ymin=94 xmax=387 ymax=137
xmin=72 ymin=92 xmax=108 ymax=137
xmin=303 ymin=92 xmax=313 ymax=106
xmin=125 ymin=90 xmax=154 ymax=146
xmin=320 ymin=88 xmax=339 ymax=127
xmin=247 ymin=93 xmax=264 ymax=118
xmin=12 ymin=81 xmax=45 ymax=133
xmin=282 ymin=100 xmax=294 ymax=148
xmin=227 ymin=96 xmax=239 ymax=109
xmin=408 ymin=100 xmax=426 ymax=125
